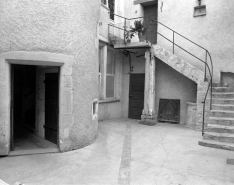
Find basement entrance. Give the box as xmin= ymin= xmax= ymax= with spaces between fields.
xmin=10 ymin=64 xmax=59 ymax=155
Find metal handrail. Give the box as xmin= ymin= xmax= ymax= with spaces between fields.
xmin=108 ymin=13 xmax=213 ymax=135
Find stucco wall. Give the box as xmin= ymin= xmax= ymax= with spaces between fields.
xmin=155 ymin=58 xmax=197 ymax=124
xmin=0 ymin=0 xmax=100 ymax=155
xmin=98 ymin=50 xmax=123 ymax=121
xmin=157 ymin=0 xmax=234 ymax=82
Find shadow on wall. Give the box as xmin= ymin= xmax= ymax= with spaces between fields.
xmin=155 ymin=57 xmax=197 ymax=124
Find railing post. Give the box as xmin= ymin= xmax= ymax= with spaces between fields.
xmin=124 ymin=18 xmax=126 ymax=44
xmin=204 ymin=51 xmax=207 ymax=81
xmin=210 ymin=73 xmax=213 ymax=110
xmin=173 ymin=31 xmax=175 ymax=54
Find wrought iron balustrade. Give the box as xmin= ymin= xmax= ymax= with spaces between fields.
xmin=108 ymin=13 xmax=213 ymax=135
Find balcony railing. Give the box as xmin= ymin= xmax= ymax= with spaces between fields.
xmin=109 ymin=13 xmax=213 ymax=135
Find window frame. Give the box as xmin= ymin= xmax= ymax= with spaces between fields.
xmin=106 ymin=49 xmax=116 ymax=99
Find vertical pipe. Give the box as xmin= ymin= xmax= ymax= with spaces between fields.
xmin=146 ymin=16 xmax=148 ymax=42
xmin=124 ymin=18 xmax=126 ymax=44
xmin=173 ymin=31 xmax=175 ymax=54
xmin=210 ymin=73 xmax=213 ymax=110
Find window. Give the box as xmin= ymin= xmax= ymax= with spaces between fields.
xmin=106 ymin=50 xmax=115 ymax=98
xmin=109 ymin=0 xmax=115 ymax=21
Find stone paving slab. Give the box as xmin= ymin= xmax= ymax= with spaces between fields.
xmin=0 ymin=118 xmax=234 ymax=185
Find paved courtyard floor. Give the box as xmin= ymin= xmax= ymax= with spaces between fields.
xmin=0 ymin=118 xmax=234 ymax=185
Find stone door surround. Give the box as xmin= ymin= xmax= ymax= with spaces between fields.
xmin=0 ymin=51 xmax=74 ymax=156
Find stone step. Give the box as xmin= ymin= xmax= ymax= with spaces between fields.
xmin=206 ymin=124 xmax=234 ymax=134
xmin=212 ymin=87 xmax=234 ymax=92
xmin=209 ymin=117 xmax=234 ymax=126
xmin=198 ymin=140 xmax=234 ymax=151
xmin=203 ymin=132 xmax=234 ymax=143
xmin=212 ymin=93 xmax=234 ymax=99
xmin=212 ymin=104 xmax=234 ymax=111
xmin=212 ymin=82 xmax=221 ymax=87
xmin=210 ymin=110 xmax=234 ymax=118
xmin=212 ymin=98 xmax=234 ymax=104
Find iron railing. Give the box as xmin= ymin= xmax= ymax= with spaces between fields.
xmin=108 ymin=13 xmax=213 ymax=135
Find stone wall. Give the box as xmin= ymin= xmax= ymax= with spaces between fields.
xmin=157 ymin=0 xmax=234 ymax=82
xmin=0 ymin=0 xmax=100 ymax=155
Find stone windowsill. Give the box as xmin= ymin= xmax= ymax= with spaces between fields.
xmin=99 ymin=99 xmax=120 ymax=104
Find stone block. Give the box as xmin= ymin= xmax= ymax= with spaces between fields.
xmin=140 ymin=114 xmax=157 ymax=126
xmin=37 ymin=88 xmax=45 ymax=100
xmin=38 ymin=110 xmax=45 ymax=125
xmin=61 ymin=65 xmax=73 ymax=76
xmin=186 ymin=102 xmax=197 ymax=129
xmin=37 ymin=99 xmax=45 ymax=111
xmin=61 ymin=114 xmax=74 ymax=127
xmin=62 ymin=89 xmax=73 ymax=114
xmin=197 ymin=91 xmax=207 ymax=104
xmin=62 ymin=75 xmax=73 ymax=89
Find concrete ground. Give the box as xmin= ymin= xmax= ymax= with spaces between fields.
xmin=0 ymin=118 xmax=234 ymax=185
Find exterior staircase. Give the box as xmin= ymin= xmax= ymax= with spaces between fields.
xmin=199 ymin=83 xmax=234 ymax=151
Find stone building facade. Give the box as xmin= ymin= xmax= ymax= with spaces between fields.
xmin=1 ymin=0 xmax=234 ymax=155
xmin=0 ymin=0 xmax=100 ymax=156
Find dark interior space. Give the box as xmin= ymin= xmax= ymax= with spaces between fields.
xmin=11 ymin=64 xmax=58 ymax=155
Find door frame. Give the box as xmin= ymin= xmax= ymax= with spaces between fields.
xmin=128 ymin=73 xmax=145 ymax=119
xmin=0 ymin=51 xmax=74 ymax=156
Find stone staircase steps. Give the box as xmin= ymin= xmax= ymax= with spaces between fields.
xmin=206 ymin=124 xmax=234 ymax=134
xmin=212 ymin=82 xmax=222 ymax=87
xmin=203 ymin=132 xmax=234 ymax=144
xmin=210 ymin=110 xmax=234 ymax=118
xmin=212 ymin=98 xmax=234 ymax=104
xmin=208 ymin=117 xmax=234 ymax=126
xmin=213 ymin=87 xmax=234 ymax=92
xmin=212 ymin=92 xmax=234 ymax=99
xmin=199 ymin=140 xmax=234 ymax=151
xmin=212 ymin=104 xmax=234 ymax=111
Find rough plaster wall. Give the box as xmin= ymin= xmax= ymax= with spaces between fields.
xmin=155 ymin=58 xmax=197 ymax=124
xmin=36 ymin=67 xmax=59 ymax=139
xmin=157 ymin=0 xmax=234 ymax=82
xmin=98 ymin=51 xmax=123 ymax=121
xmin=0 ymin=0 xmax=100 ymax=154
xmin=98 ymin=102 xmax=122 ymax=121
xmin=122 ymin=53 xmax=145 ymax=118
xmin=99 ymin=5 xmax=110 ymax=40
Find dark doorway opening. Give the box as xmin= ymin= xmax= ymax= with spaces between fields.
xmin=10 ymin=64 xmax=59 ymax=155
xmin=44 ymin=73 xmax=59 ymax=144
xmin=144 ymin=4 xmax=158 ymax=44
xmin=128 ymin=74 xmax=145 ymax=119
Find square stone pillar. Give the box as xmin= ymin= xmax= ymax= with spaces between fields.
xmin=140 ymin=50 xmax=157 ymax=126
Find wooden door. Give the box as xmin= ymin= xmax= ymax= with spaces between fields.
xmin=128 ymin=74 xmax=145 ymax=119
xmin=158 ymin=99 xmax=180 ymax=123
xmin=144 ymin=5 xmax=158 ymax=44
xmin=44 ymin=73 xmax=58 ymax=144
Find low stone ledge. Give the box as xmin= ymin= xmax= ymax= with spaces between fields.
xmin=99 ymin=99 xmax=120 ymax=104
xmin=139 ymin=115 xmax=157 ymax=126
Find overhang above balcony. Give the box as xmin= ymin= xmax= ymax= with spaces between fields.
xmin=133 ymin=0 xmax=158 ymax=6
xmin=114 ymin=42 xmax=151 ymax=50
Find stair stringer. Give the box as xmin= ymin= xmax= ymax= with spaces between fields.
xmin=152 ymin=44 xmax=204 ymax=84
xmin=152 ymin=44 xmax=210 ymax=129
